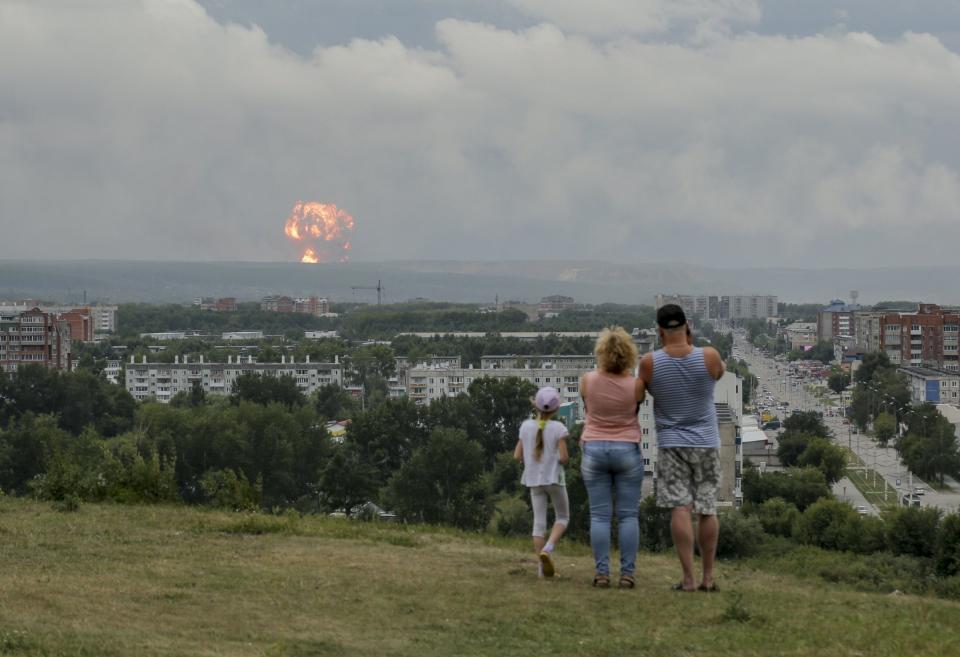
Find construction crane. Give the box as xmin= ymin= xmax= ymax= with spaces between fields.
xmin=351 ymin=279 xmax=384 ymax=306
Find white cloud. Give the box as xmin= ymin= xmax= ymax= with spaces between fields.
xmin=504 ymin=0 xmax=762 ymax=37
xmin=1 ymin=1 xmax=960 ymax=267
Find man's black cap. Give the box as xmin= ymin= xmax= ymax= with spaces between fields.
xmin=656 ymin=304 xmax=687 ymax=329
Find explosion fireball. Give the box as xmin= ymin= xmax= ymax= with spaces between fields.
xmin=283 ymin=202 xmax=355 ymax=263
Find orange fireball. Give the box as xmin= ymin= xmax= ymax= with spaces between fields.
xmin=284 ymin=202 xmax=355 ymax=264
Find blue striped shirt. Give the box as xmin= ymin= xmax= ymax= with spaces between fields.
xmin=648 ymin=347 xmax=719 ymax=449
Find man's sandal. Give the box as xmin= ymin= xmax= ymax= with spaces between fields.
xmin=618 ymin=575 xmax=635 ymax=589
xmin=671 ymin=582 xmax=696 ymax=592
xmin=593 ymin=574 xmax=610 ymax=588
xmin=698 ymin=583 xmax=719 ymax=592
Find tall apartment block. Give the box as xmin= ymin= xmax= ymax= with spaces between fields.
xmin=865 ymin=304 xmax=960 ymax=371
xmin=817 ymin=300 xmax=862 ymax=342
xmin=0 ymin=303 xmax=117 ymax=338
xmin=656 ymin=294 xmax=778 ymax=322
xmin=261 ymin=295 xmax=330 ymax=316
xmin=0 ymin=307 xmax=72 ymax=372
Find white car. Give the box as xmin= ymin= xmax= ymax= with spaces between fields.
xmin=856 ymin=506 xmax=868 ymax=515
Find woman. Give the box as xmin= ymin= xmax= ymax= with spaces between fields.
xmin=579 ymin=326 xmax=644 ymax=588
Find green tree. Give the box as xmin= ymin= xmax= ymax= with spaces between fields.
xmin=742 ymin=466 xmax=831 ymax=511
xmin=468 ymin=376 xmax=538 ymax=463
xmin=231 ymin=373 xmax=304 ymax=408
xmin=854 ymin=351 xmax=892 ymax=384
xmin=827 ymin=370 xmax=850 ymax=394
xmin=318 ymin=445 xmax=378 ymax=515
xmin=314 ymin=383 xmax=360 ymax=420
xmin=777 ymin=432 xmax=816 ymax=467
xmin=782 ymin=411 xmax=830 ymax=438
xmin=797 ymin=438 xmax=847 ymax=485
xmin=386 ymin=427 xmax=492 ymax=529
xmin=873 ymin=411 xmax=896 ymax=447
xmin=751 ymin=497 xmax=800 ymax=538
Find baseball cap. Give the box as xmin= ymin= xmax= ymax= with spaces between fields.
xmin=656 ymin=304 xmax=687 ymax=329
xmin=534 ymin=386 xmax=561 ymax=413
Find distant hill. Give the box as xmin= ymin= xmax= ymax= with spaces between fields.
xmin=1 ymin=259 xmax=957 ymax=306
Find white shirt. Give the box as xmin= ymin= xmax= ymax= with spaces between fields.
xmin=518 ymin=418 xmax=569 ymax=487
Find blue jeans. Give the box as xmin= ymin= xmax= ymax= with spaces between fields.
xmin=581 ymin=441 xmax=644 ymax=576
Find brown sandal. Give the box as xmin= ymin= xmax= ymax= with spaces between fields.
xmin=593 ymin=574 xmax=610 ymax=588
xmin=619 ymin=575 xmax=635 ymax=589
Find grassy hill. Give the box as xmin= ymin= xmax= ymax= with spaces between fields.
xmin=0 ymin=498 xmax=957 ymax=657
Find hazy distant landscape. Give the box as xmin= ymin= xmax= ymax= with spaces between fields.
xmin=3 ymin=260 xmax=959 ymax=306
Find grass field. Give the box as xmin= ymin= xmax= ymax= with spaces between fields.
xmin=1 ymin=498 xmax=959 ymax=657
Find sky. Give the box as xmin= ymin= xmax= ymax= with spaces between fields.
xmin=3 ymin=0 xmax=960 ymax=268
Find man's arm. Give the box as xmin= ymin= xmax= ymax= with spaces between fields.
xmin=638 ymin=352 xmax=654 ymax=387
xmin=704 ymin=347 xmax=725 ymax=381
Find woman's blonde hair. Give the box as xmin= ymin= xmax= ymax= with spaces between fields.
xmin=594 ymin=326 xmax=638 ymax=374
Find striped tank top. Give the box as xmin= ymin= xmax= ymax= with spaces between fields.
xmin=647 ymin=347 xmax=719 ymax=449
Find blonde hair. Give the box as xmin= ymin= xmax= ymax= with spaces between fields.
xmin=531 ymin=407 xmax=556 ymax=461
xmin=594 ymin=326 xmax=638 ymax=374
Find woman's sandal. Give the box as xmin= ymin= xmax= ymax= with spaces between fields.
xmin=618 ymin=575 xmax=635 ymax=589
xmin=593 ymin=574 xmax=610 ymax=588
xmin=671 ymin=582 xmax=696 ymax=592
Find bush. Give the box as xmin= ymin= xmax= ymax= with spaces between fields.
xmin=886 ymin=506 xmax=941 ymax=558
xmin=742 ymin=466 xmax=831 ymax=511
xmin=638 ymin=495 xmax=672 ymax=552
xmin=716 ymin=512 xmax=765 ymax=559
xmin=492 ymin=496 xmax=532 ymax=537
xmin=751 ymin=497 xmax=800 ymax=538
xmin=793 ymin=499 xmax=862 ymax=552
xmin=200 ymin=469 xmax=262 ymax=511
xmin=936 ymin=513 xmax=960 ymax=576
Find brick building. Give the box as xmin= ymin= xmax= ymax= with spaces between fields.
xmin=0 ymin=307 xmax=72 ymax=372
xmin=874 ymin=304 xmax=960 ymax=371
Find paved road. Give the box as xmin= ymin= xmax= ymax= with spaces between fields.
xmin=734 ymin=335 xmax=960 ymax=514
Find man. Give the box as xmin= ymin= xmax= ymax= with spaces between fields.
xmin=639 ymin=304 xmax=725 ymax=592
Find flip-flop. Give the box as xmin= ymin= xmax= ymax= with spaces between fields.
xmin=698 ymin=583 xmax=719 ymax=592
xmin=671 ymin=582 xmax=696 ymax=592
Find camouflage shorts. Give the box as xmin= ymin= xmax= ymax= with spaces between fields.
xmin=655 ymin=447 xmax=721 ymax=515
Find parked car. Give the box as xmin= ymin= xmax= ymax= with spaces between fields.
xmin=762 ymin=421 xmax=782 ymax=431
xmin=914 ymin=487 xmax=926 ymax=496
xmin=856 ymin=506 xmax=868 ymax=515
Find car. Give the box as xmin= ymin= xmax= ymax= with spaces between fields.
xmin=914 ymin=487 xmax=926 ymax=496
xmin=856 ymin=506 xmax=868 ymax=515
xmin=762 ymin=421 xmax=781 ymax=430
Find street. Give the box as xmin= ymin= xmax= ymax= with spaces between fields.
xmin=734 ymin=334 xmax=960 ymax=514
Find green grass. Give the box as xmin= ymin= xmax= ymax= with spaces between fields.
xmin=1 ymin=498 xmax=959 ymax=656
xmin=844 ymin=450 xmax=899 ymax=510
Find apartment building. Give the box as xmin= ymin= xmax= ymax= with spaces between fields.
xmin=783 ymin=322 xmax=817 ymax=350
xmin=899 ymin=366 xmax=960 ymax=405
xmin=0 ymin=303 xmax=116 ymax=340
xmin=479 ymin=354 xmax=596 ymax=370
xmin=656 ymin=294 xmax=778 ymax=321
xmin=538 ymin=295 xmax=576 ymax=317
xmin=125 ymin=354 xmax=343 ymax=403
xmin=853 ymin=311 xmax=884 ymax=353
xmin=873 ymin=304 xmax=960 ymax=371
xmin=817 ymin=300 xmax=862 ymax=342
xmin=406 ymin=363 xmax=588 ymax=419
xmin=0 ymin=307 xmax=72 ymax=372
xmin=261 ymin=295 xmax=329 ymax=316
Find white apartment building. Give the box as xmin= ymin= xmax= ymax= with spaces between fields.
xmin=407 ymin=364 xmax=588 ymax=418
xmin=899 ymin=366 xmax=960 ymax=406
xmin=656 ymin=294 xmax=778 ymax=322
xmin=221 ymin=331 xmax=264 ymax=341
xmin=125 ymin=354 xmax=343 ymax=403
xmin=479 ymin=354 xmax=596 ymax=370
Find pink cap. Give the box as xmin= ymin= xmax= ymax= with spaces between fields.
xmin=534 ymin=387 xmax=561 ymax=413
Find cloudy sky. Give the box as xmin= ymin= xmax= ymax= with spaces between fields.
xmin=3 ymin=0 xmax=960 ymax=268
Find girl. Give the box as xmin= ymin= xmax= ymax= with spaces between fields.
xmin=514 ymin=386 xmax=570 ymax=578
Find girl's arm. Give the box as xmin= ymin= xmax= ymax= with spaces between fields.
xmin=513 ymin=439 xmax=523 ymax=462
xmin=558 ymin=437 xmax=569 ymax=465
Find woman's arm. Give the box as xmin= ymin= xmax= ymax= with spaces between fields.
xmin=513 ymin=439 xmax=523 ymax=462
xmin=558 ymin=437 xmax=569 ymax=465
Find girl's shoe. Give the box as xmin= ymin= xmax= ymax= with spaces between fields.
xmin=539 ymin=551 xmax=555 ymax=577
